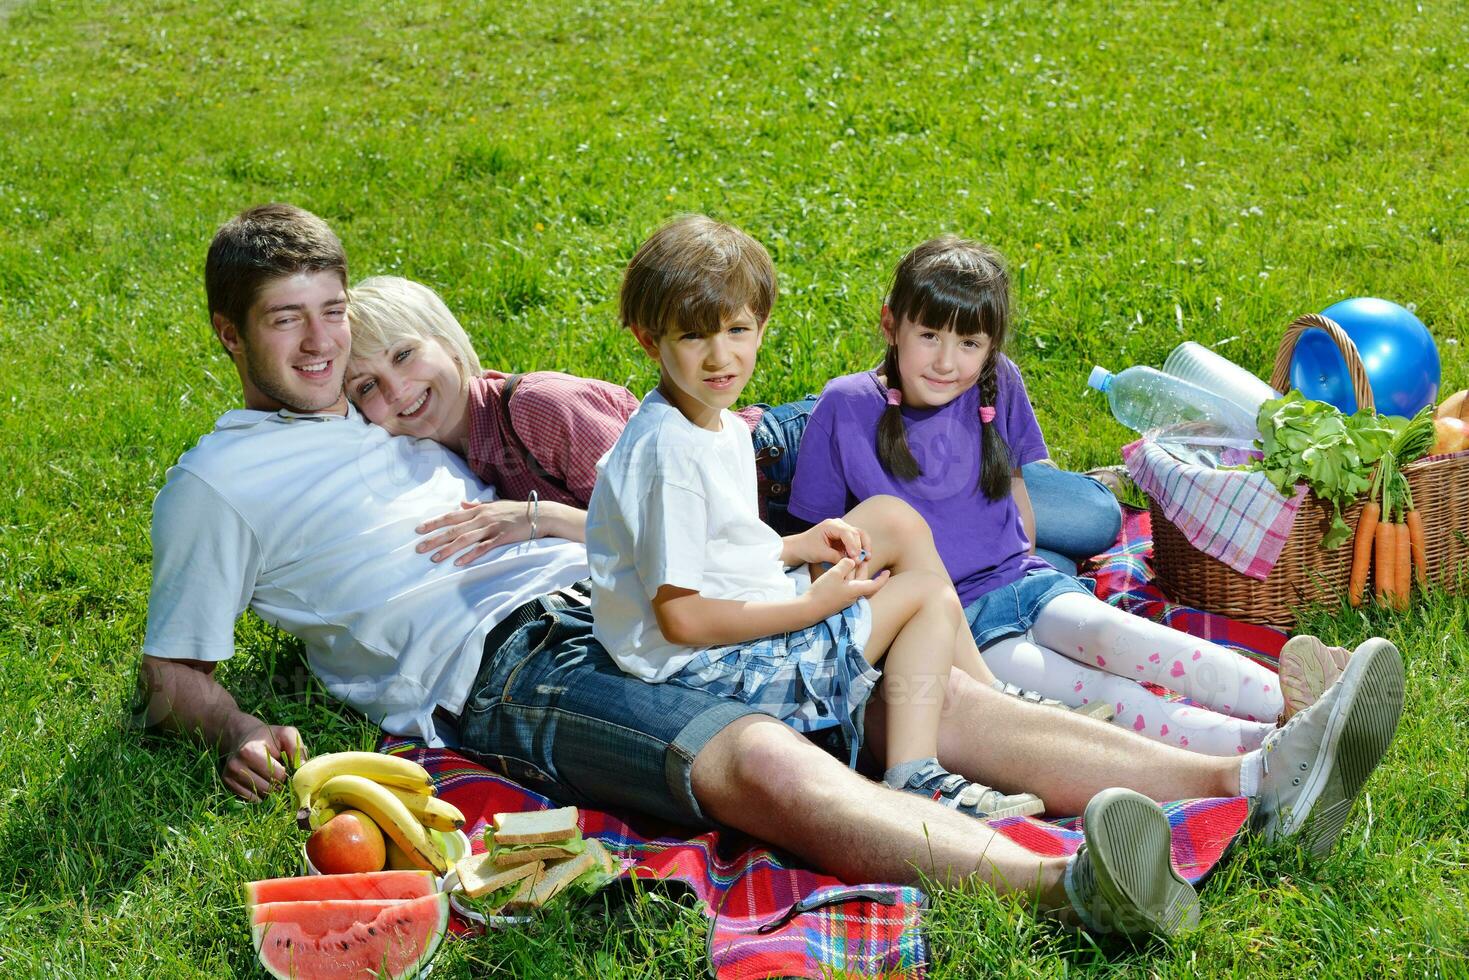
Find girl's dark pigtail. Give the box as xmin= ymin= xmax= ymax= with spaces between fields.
xmin=978 ymin=356 xmax=1012 ymax=500
xmin=876 ymin=345 xmax=922 ymax=480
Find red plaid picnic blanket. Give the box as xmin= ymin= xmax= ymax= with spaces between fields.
xmin=382 ymin=506 xmax=1278 ymax=978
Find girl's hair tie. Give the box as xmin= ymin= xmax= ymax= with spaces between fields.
xmin=886 ymin=388 xmax=903 ymax=406
xmin=979 ymin=406 xmax=996 ymax=424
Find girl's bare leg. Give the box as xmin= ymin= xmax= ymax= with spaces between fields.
xmin=856 ymin=568 xmax=963 ymax=766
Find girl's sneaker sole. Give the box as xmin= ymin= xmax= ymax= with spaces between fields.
xmin=1278 ymin=635 xmax=1351 ymax=720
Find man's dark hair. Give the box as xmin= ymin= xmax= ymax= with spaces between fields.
xmin=205 ymin=203 xmax=348 ymax=336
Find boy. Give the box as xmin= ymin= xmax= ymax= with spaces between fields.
xmin=586 ymin=215 xmax=1045 ymax=818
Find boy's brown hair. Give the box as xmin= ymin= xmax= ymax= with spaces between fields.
xmin=205 ymin=203 xmax=348 ymax=335
xmin=619 ymin=214 xmax=776 ymax=341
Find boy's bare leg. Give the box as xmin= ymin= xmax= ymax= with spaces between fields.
xmin=866 ymin=668 xmax=1241 ymax=814
xmin=690 ymin=714 xmax=1070 ymax=907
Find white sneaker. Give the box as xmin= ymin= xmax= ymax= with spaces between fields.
xmin=1064 ymin=788 xmax=1200 ymax=937
xmin=1254 ymin=638 xmax=1405 ymax=855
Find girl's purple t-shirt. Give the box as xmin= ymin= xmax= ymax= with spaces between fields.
xmin=788 ymin=357 xmax=1051 ymax=605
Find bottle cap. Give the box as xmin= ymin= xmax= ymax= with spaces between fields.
xmin=1087 ymin=366 xmax=1113 ymax=392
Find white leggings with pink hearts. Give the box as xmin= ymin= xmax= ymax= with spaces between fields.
xmin=981 ymin=591 xmax=1280 ymax=757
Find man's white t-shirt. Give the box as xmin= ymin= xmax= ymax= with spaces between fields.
xmin=586 ymin=390 xmax=795 ymax=681
xmin=143 ymin=404 xmax=588 ymax=746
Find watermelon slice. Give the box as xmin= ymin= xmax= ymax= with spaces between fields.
xmin=251 ymin=891 xmax=449 ymax=980
xmin=245 ymin=870 xmax=435 ymax=907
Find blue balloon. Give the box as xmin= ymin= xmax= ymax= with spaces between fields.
xmin=1289 ymin=297 xmax=1440 ymax=417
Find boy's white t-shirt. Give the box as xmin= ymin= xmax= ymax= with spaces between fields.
xmin=586 ymin=390 xmax=796 ymax=681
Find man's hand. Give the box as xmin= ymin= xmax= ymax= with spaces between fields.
xmin=806 ymin=556 xmax=890 ymax=618
xmin=222 ymin=719 xmax=309 ymax=803
xmin=416 ymin=500 xmax=532 ymax=565
xmin=783 ymin=518 xmax=870 ymax=571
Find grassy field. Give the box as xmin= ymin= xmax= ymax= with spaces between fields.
xmin=2 ymin=0 xmax=1467 ymax=975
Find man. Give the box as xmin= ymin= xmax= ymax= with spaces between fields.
xmin=140 ymin=204 xmax=1406 ymax=938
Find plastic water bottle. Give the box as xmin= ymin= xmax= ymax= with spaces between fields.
xmin=1088 ymin=365 xmax=1260 ymax=441
xmin=1161 ymin=342 xmax=1279 ymax=419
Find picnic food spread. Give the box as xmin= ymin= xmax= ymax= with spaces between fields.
xmin=245 ymin=754 xmax=624 ymax=977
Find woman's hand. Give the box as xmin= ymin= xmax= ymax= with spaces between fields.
xmin=416 ymin=500 xmax=532 ymax=565
xmin=783 ymin=518 xmax=871 ymax=571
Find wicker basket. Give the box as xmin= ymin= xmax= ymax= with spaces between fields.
xmin=1148 ymin=313 xmax=1469 ymax=627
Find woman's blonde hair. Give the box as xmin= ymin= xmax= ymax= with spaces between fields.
xmin=348 ymin=276 xmax=482 ymax=383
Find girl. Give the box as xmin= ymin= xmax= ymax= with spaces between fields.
xmin=787 ymin=237 xmax=1350 ymax=757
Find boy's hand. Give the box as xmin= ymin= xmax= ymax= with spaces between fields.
xmin=807 ymin=556 xmax=889 ymax=617
xmin=786 ymin=519 xmax=870 ymax=571
xmin=416 ymin=500 xmax=531 ymax=566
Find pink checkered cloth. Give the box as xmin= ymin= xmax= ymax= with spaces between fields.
xmin=1122 ymin=438 xmax=1307 ymax=581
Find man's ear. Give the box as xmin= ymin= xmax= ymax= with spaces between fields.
xmin=629 ymin=323 xmax=662 ymax=362
xmin=212 ymin=312 xmax=245 ymax=357
xmin=879 ymin=305 xmax=897 ymax=345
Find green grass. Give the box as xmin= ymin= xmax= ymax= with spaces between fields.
xmin=2 ymin=0 xmax=1466 ymax=974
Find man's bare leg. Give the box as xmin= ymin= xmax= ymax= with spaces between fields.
xmin=690 ymin=714 xmax=1070 ymax=908
xmin=867 ymin=668 xmax=1240 ymax=814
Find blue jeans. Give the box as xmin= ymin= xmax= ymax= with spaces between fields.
xmin=1021 ymin=461 xmax=1122 ymax=575
xmin=752 ymin=395 xmax=818 ymax=534
xmin=457 ymin=601 xmax=762 ymax=828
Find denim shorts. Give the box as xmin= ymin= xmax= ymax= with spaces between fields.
xmin=456 ymin=600 xmax=763 ymax=828
xmin=964 ymin=565 xmax=1096 ymax=649
xmin=666 ymin=596 xmax=877 ymax=767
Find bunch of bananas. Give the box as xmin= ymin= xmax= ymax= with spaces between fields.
xmin=292 ymin=752 xmax=464 ymax=875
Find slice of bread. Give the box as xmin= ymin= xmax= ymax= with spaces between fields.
xmin=492 ymin=843 xmax=579 ymax=869
xmin=456 ymin=853 xmax=543 ymax=899
xmin=584 ymin=837 xmax=619 ymax=877
xmin=507 ymin=849 xmax=598 ymax=910
xmin=492 ymin=806 xmax=580 ymax=845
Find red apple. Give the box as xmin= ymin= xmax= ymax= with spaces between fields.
xmin=305 ymin=810 xmax=386 ymax=874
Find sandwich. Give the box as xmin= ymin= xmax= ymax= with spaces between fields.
xmin=454 ymin=853 xmax=543 ymax=914
xmin=490 ymin=806 xmax=587 ymax=868
xmin=505 ymin=847 xmax=600 ymax=911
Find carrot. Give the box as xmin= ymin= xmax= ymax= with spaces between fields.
xmin=1394 ymin=519 xmax=1412 ymax=610
xmin=1348 ymin=501 xmax=1380 ymax=608
xmin=1406 ymin=509 xmax=1428 ymax=589
xmin=1373 ymin=521 xmax=1393 ymax=605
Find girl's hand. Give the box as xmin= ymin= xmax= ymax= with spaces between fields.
xmin=788 ymin=519 xmax=870 ymax=571
xmin=807 ymin=557 xmax=889 ymax=617
xmin=416 ymin=500 xmax=531 ymax=565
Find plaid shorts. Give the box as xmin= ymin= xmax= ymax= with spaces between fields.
xmin=664 ymin=595 xmax=877 ymax=766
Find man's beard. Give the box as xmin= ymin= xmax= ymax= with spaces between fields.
xmin=244 ymin=342 xmax=345 ymax=414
